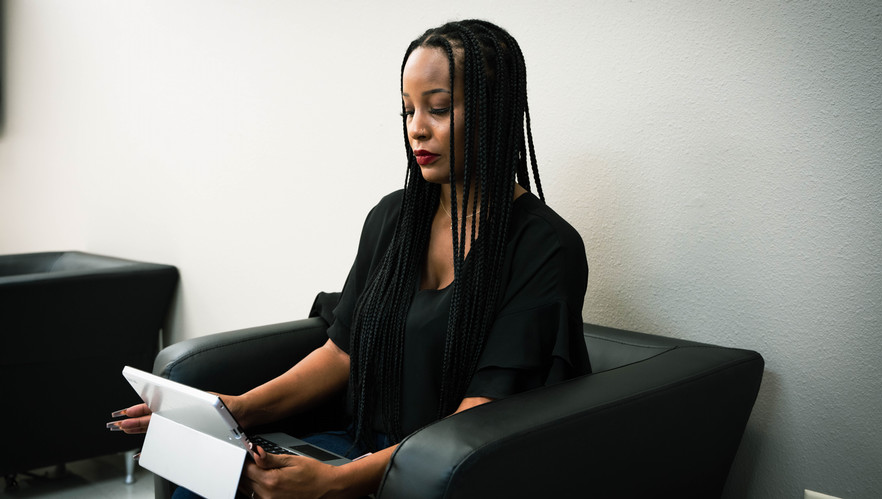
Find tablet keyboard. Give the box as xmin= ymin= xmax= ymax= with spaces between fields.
xmin=250 ymin=435 xmax=294 ymax=455
xmin=249 ymin=435 xmax=340 ymax=461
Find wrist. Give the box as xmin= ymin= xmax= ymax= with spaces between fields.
xmin=327 ymin=462 xmax=371 ymax=499
xmin=331 ymin=446 xmax=395 ymax=498
xmin=221 ymin=393 xmax=250 ymax=428
xmin=326 ymin=464 xmax=352 ymax=498
xmin=235 ymin=389 xmax=280 ymax=428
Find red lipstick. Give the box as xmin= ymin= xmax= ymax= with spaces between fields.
xmin=413 ymin=149 xmax=440 ymax=166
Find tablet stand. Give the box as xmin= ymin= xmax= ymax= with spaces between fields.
xmin=139 ymin=413 xmax=247 ymax=499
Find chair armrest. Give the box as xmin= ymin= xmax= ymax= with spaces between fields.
xmin=378 ymin=345 xmax=763 ymax=498
xmin=153 ymin=318 xmax=329 ymax=395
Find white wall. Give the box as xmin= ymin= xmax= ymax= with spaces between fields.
xmin=1 ymin=1 xmax=879 ymax=497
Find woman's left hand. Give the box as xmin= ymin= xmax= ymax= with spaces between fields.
xmin=240 ymin=446 xmax=343 ymax=499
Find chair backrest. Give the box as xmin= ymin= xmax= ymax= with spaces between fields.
xmin=583 ymin=322 xmax=711 ymax=373
xmin=51 ymin=251 xmax=137 ymax=272
xmin=0 ymin=251 xmax=66 ymax=276
xmin=0 ymin=251 xmax=140 ymax=277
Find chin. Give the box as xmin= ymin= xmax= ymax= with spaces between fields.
xmin=419 ymin=166 xmax=453 ymax=185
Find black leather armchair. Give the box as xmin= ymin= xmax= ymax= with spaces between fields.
xmin=0 ymin=251 xmax=179 ymax=483
xmin=152 ymin=292 xmax=763 ymax=498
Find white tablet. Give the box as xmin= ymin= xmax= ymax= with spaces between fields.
xmin=121 ymin=366 xmax=351 ymax=465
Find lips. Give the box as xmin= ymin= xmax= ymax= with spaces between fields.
xmin=413 ymin=149 xmax=440 ymax=166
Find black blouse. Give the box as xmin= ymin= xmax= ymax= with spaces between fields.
xmin=328 ymin=189 xmax=590 ymax=437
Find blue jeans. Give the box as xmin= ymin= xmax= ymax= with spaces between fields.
xmin=170 ymin=429 xmax=391 ymax=498
xmin=299 ymin=428 xmax=392 ymax=459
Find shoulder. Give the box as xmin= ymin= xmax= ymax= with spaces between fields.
xmin=358 ymin=189 xmax=404 ymax=237
xmin=362 ymin=189 xmax=404 ymax=226
xmin=493 ymin=192 xmax=588 ymax=309
xmin=509 ymin=192 xmax=586 ymax=259
xmin=499 ymin=192 xmax=588 ymax=308
xmin=352 ymin=189 xmax=404 ymax=266
xmin=374 ymin=189 xmax=405 ymax=212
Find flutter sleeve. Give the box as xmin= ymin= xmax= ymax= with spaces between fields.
xmin=465 ymin=199 xmax=590 ymax=400
xmin=326 ymin=191 xmax=403 ymax=354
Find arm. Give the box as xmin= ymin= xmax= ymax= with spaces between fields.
xmin=111 ymin=338 xmax=349 ymax=433
xmin=240 ymin=397 xmax=493 ymax=499
xmin=234 ymin=339 xmax=350 ymax=428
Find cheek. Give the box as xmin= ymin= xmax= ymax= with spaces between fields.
xmin=453 ymin=107 xmax=466 ymax=147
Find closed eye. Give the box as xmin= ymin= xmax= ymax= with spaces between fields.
xmin=400 ymin=107 xmax=450 ymax=118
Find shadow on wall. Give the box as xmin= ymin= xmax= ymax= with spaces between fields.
xmin=722 ymin=369 xmax=781 ymax=498
xmin=159 ymin=276 xmax=185 ymax=349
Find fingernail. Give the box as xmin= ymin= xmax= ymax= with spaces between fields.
xmin=106 ymin=421 xmax=123 ymax=431
xmin=133 ymin=452 xmax=141 ymax=461
xmin=111 ymin=409 xmax=127 ymax=418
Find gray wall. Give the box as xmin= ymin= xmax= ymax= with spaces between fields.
xmin=1 ymin=1 xmax=879 ymax=497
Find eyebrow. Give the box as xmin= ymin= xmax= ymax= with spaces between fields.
xmin=401 ymin=89 xmax=451 ymax=97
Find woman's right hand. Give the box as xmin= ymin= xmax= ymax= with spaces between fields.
xmin=106 ymin=403 xmax=153 ymax=434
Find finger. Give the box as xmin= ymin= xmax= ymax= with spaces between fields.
xmin=123 ymin=403 xmax=152 ymax=418
xmin=237 ymin=465 xmax=254 ymax=496
xmin=246 ymin=442 xmax=262 ymax=460
xmin=110 ymin=403 xmax=152 ymax=419
xmin=251 ymin=446 xmax=275 ymax=469
xmin=253 ymin=447 xmax=299 ymax=470
xmin=237 ymin=467 xmax=265 ymax=499
xmin=242 ymin=459 xmax=267 ymax=483
xmin=118 ymin=415 xmax=151 ymax=434
xmin=105 ymin=417 xmax=148 ymax=433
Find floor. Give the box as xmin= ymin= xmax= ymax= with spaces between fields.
xmin=1 ymin=454 xmax=154 ymax=499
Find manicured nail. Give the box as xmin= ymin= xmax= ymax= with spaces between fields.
xmin=111 ymin=409 xmax=127 ymax=418
xmin=106 ymin=421 xmax=123 ymax=431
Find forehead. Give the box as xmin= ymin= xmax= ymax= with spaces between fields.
xmin=402 ymin=47 xmax=454 ymax=94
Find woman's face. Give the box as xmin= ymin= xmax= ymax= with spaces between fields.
xmin=401 ymin=46 xmax=466 ymax=186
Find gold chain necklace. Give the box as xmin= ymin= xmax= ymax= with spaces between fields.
xmin=440 ymin=199 xmax=480 ymax=228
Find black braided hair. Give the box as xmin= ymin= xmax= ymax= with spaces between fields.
xmin=348 ymin=19 xmax=544 ymax=448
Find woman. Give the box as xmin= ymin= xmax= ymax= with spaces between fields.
xmin=113 ymin=19 xmax=590 ymax=498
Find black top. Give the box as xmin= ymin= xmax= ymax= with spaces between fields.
xmin=328 ymin=189 xmax=590 ymax=436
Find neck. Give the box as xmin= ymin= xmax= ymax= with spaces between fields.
xmin=440 ymin=182 xmax=480 ymax=219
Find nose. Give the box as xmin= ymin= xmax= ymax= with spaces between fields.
xmin=408 ymin=110 xmax=430 ymax=141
